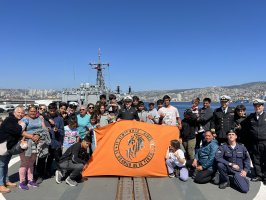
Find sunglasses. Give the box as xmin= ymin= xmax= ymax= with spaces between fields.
xmin=88 ymin=107 xmax=94 ymax=109
xmin=80 ymin=109 xmax=85 ymax=111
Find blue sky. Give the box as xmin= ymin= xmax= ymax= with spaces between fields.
xmin=0 ymin=0 xmax=265 ymax=92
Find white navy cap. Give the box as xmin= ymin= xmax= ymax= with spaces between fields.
xmin=253 ymin=99 xmax=264 ymax=105
xmin=124 ymin=95 xmax=133 ymax=101
xmin=69 ymin=101 xmax=79 ymax=106
xmin=220 ymin=95 xmax=231 ymax=102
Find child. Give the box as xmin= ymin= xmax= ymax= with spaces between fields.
xmin=165 ymin=139 xmax=188 ymax=181
xmin=63 ymin=117 xmax=79 ymax=154
xmin=97 ymin=104 xmax=111 ymax=127
xmin=181 ymin=109 xmax=197 ymax=160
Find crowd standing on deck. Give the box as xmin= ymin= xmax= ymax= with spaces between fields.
xmin=0 ymin=93 xmax=265 ymax=194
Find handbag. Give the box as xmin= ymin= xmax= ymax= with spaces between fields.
xmin=20 ymin=137 xmax=28 ymax=149
xmin=7 ymin=138 xmax=28 ymax=155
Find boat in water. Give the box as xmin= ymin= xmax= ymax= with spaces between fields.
xmin=234 ymin=99 xmax=250 ymax=104
xmin=61 ymin=49 xmax=131 ymax=105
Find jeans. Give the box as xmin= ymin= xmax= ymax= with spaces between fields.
xmin=59 ymin=160 xmax=83 ymax=180
xmin=0 ymin=153 xmax=12 ymax=186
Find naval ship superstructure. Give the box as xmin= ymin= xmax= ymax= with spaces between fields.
xmin=61 ymin=49 xmax=130 ymax=105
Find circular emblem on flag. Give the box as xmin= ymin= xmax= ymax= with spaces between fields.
xmin=114 ymin=128 xmax=156 ymax=168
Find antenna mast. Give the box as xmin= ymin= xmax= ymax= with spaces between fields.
xmin=89 ymin=48 xmax=110 ymax=92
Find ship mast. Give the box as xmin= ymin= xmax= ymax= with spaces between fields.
xmin=89 ymin=48 xmax=110 ymax=92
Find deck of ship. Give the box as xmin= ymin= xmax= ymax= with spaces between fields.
xmin=2 ymin=157 xmax=265 ymax=200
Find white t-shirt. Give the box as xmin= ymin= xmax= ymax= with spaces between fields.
xmin=158 ymin=105 xmax=180 ymax=126
xmin=169 ymin=149 xmax=186 ymax=167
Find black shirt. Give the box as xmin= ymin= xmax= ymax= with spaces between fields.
xmin=0 ymin=113 xmax=22 ymax=149
xmin=59 ymin=142 xmax=89 ymax=165
xmin=117 ymin=106 xmax=140 ymax=121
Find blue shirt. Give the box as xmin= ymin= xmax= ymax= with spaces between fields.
xmin=77 ymin=114 xmax=90 ymax=139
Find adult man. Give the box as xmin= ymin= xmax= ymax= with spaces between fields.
xmin=0 ymin=106 xmax=38 ymax=193
xmin=158 ymin=95 xmax=181 ymax=129
xmin=244 ymin=99 xmax=266 ymax=184
xmin=215 ymin=130 xmax=250 ymax=193
xmin=196 ymin=98 xmax=213 ymax=149
xmin=187 ymin=130 xmax=219 ymax=184
xmin=45 ymin=103 xmax=64 ymax=178
xmin=117 ymin=96 xmax=139 ymax=121
xmin=211 ymin=95 xmax=235 ymax=144
xmin=55 ymin=135 xmax=90 ymax=186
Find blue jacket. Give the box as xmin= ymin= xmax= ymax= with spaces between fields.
xmin=44 ymin=114 xmax=64 ymax=149
xmin=195 ymin=139 xmax=219 ymax=170
xmin=215 ymin=143 xmax=250 ymax=172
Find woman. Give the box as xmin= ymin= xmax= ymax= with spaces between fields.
xmin=18 ymin=105 xmax=44 ymax=190
xmin=77 ymin=105 xmax=90 ymax=140
xmin=87 ymin=103 xmax=95 ymax=118
xmin=234 ymin=104 xmax=247 ymax=140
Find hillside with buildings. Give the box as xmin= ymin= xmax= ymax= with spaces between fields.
xmin=135 ymin=81 xmax=266 ymax=102
xmin=0 ymin=81 xmax=265 ymax=103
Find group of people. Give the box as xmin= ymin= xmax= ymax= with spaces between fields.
xmin=0 ymin=102 xmax=91 ymax=193
xmin=164 ymin=95 xmax=266 ymax=193
xmin=0 ymin=93 xmax=265 ymax=194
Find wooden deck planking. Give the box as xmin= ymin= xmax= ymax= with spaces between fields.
xmin=116 ymin=177 xmax=134 ymax=200
xmin=133 ymin=177 xmax=150 ymax=200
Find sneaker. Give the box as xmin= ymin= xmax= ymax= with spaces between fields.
xmin=28 ymin=180 xmax=39 ymax=187
xmin=168 ymin=173 xmax=175 ymax=178
xmin=55 ymin=170 xmax=63 ymax=184
xmin=65 ymin=176 xmax=78 ymax=186
xmin=19 ymin=182 xmax=29 ymax=190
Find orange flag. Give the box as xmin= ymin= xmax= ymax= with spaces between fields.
xmin=82 ymin=120 xmax=179 ymax=177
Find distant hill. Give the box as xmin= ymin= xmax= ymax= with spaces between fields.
xmin=137 ymin=81 xmax=266 ymax=93
xmin=135 ymin=81 xmax=266 ymax=102
xmin=223 ymin=81 xmax=266 ymax=89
